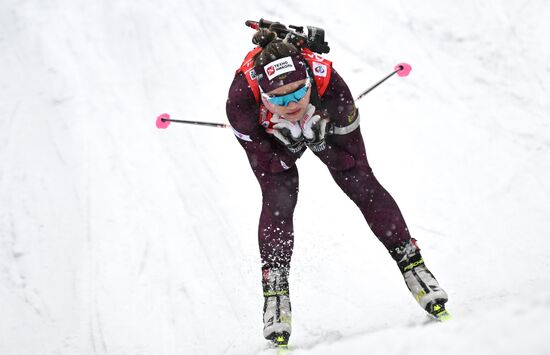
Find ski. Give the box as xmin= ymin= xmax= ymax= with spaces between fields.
xmin=264 ymin=331 xmax=291 ymax=353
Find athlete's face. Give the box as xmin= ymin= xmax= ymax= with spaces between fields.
xmin=261 ymin=78 xmax=312 ymax=123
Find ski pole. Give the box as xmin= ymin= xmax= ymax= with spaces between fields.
xmin=355 ymin=62 xmax=412 ymax=101
xmin=155 ymin=113 xmax=230 ymax=129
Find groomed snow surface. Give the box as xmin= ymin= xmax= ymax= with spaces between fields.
xmin=1 ymin=1 xmax=550 ymax=354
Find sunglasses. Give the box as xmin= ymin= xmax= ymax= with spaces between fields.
xmin=260 ymin=78 xmax=311 ymax=107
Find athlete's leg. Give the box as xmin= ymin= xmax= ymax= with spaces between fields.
xmin=253 ymin=165 xmax=299 ymax=269
xmin=252 ymin=165 xmax=298 ymax=342
xmin=325 ymin=128 xmax=412 ymax=252
xmin=321 ymin=128 xmax=449 ymax=316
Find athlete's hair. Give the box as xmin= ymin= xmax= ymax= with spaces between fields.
xmin=252 ymin=28 xmax=299 ymax=67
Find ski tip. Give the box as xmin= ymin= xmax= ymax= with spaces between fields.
xmin=277 ymin=346 xmax=291 ymax=355
xmin=434 ymin=309 xmax=452 ymax=322
xmin=276 ymin=342 xmax=291 ymax=355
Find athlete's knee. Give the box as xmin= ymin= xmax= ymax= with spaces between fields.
xmin=262 ymin=189 xmax=298 ymax=218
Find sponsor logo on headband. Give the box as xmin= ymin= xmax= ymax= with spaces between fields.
xmin=264 ymin=56 xmax=296 ymax=81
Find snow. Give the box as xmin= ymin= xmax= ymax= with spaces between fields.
xmin=1 ymin=0 xmax=550 ymax=354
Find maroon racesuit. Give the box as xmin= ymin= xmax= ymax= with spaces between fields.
xmin=226 ymin=53 xmax=413 ymax=270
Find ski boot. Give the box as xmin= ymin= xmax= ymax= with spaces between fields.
xmin=262 ymin=266 xmax=292 ymax=348
xmin=392 ymin=239 xmax=450 ymax=321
